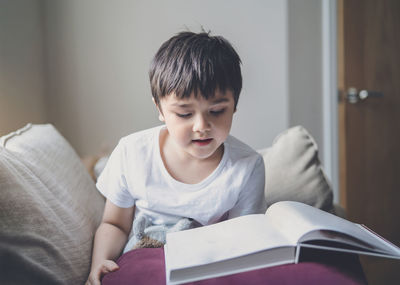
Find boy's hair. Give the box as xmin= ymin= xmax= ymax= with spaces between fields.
xmin=149 ymin=31 xmax=242 ymax=109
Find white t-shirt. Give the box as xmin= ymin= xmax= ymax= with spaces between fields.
xmin=96 ymin=125 xmax=266 ymax=226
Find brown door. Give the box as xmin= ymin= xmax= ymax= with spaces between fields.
xmin=338 ymin=0 xmax=400 ymax=284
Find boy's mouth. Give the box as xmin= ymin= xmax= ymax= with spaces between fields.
xmin=192 ymin=138 xmax=213 ymax=146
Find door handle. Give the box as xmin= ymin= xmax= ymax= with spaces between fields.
xmin=347 ymin=87 xmax=384 ymax=104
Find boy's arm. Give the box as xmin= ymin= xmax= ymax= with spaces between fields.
xmin=88 ymin=199 xmax=135 ymax=283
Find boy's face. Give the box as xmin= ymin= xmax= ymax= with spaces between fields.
xmin=156 ymin=90 xmax=236 ymax=161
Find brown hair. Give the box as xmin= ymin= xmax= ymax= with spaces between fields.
xmin=149 ymin=31 xmax=242 ymax=109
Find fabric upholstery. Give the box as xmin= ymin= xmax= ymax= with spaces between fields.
xmin=258 ymin=126 xmax=334 ymax=212
xmin=0 ymin=124 xmax=105 ymax=284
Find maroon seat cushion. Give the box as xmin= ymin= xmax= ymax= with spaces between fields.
xmin=102 ymin=248 xmax=366 ymax=285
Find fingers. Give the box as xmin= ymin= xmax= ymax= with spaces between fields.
xmin=86 ymin=260 xmax=120 ymax=285
xmin=101 ymin=260 xmax=120 ymax=273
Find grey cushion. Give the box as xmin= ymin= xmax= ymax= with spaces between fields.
xmin=0 ymin=124 xmax=105 ymax=284
xmin=258 ymin=126 xmax=334 ymax=212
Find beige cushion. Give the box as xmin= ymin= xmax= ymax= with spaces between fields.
xmin=258 ymin=126 xmax=334 ymax=212
xmin=0 ymin=124 xmax=105 ymax=284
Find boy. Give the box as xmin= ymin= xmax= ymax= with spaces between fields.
xmin=86 ymin=31 xmax=266 ymax=284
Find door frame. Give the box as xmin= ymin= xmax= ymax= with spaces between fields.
xmin=322 ymin=0 xmax=339 ymax=204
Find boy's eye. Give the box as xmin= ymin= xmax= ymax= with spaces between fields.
xmin=210 ymin=109 xmax=226 ymax=116
xmin=176 ymin=113 xmax=192 ymax=118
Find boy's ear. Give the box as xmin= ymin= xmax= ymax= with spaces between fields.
xmin=152 ymin=97 xmax=165 ymax=122
xmin=158 ymin=112 xmax=165 ymax=122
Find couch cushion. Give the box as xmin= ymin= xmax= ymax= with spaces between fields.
xmin=258 ymin=126 xmax=333 ymax=212
xmin=0 ymin=124 xmax=105 ymax=284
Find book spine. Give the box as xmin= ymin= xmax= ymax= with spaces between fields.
xmin=295 ymin=244 xmax=301 ymax=263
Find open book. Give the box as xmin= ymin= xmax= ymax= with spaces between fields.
xmin=164 ymin=201 xmax=400 ymax=285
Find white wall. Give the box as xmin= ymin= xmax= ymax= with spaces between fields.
xmin=288 ymin=0 xmax=324 ymax=162
xmin=0 ymin=0 xmax=46 ymax=135
xmin=1 ymin=0 xmax=327 ymax=170
xmin=287 ymin=0 xmax=339 ymax=201
xmin=43 ymin=0 xmax=289 ymax=155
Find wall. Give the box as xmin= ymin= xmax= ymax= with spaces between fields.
xmin=287 ymin=0 xmax=324 ymax=163
xmin=43 ymin=0 xmax=289 ymax=156
xmin=0 ymin=0 xmax=46 ymax=135
xmin=1 ymin=0 xmax=326 ymax=166
xmin=0 ymin=0 xmax=338 ymax=201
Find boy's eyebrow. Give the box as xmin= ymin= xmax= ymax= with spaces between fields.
xmin=170 ymin=102 xmax=193 ymax=108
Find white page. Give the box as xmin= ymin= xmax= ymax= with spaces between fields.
xmin=266 ymin=201 xmax=400 ymax=255
xmin=165 ymin=214 xmax=295 ymax=271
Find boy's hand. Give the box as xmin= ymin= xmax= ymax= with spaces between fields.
xmin=86 ymin=260 xmax=119 ymax=285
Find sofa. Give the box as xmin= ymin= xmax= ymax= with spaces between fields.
xmin=0 ymin=123 xmax=351 ymax=284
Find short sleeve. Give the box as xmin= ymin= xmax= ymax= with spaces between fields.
xmin=228 ymin=155 xmax=266 ymax=219
xmin=96 ymin=140 xmax=135 ymax=208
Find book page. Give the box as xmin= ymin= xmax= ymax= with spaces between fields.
xmin=165 ymin=214 xmax=295 ymax=271
xmin=300 ymin=230 xmax=377 ymax=251
xmin=266 ymin=201 xmax=400 ymax=255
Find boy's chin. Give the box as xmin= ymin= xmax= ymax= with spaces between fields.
xmin=188 ymin=144 xmax=222 ymax=160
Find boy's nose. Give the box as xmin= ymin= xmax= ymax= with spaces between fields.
xmin=193 ymin=114 xmax=211 ymax=133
